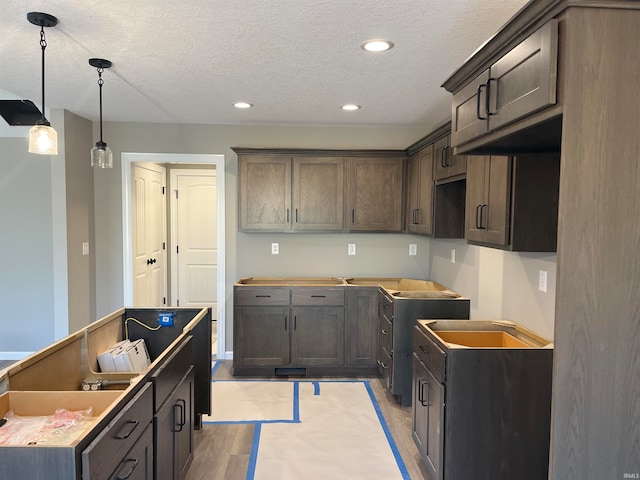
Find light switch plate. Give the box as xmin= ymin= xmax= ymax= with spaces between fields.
xmin=271 ymin=243 xmax=279 ymax=255
xmin=450 ymin=249 xmax=456 ymax=263
xmin=348 ymin=244 xmax=356 ymax=255
xmin=82 ymin=242 xmax=89 ymax=256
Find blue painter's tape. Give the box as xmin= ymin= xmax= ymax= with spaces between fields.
xmin=293 ymin=381 xmax=300 ymax=423
xmin=210 ymin=360 xmax=222 ymax=379
xmin=364 ymin=381 xmax=411 ymax=480
xmin=246 ymin=423 xmax=261 ymax=480
xmin=312 ymin=381 xmax=320 ymax=395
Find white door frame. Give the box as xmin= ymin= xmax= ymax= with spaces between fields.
xmin=122 ymin=152 xmax=226 ymax=358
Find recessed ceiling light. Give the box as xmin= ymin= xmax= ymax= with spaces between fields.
xmin=341 ymin=104 xmax=361 ymax=111
xmin=360 ymin=39 xmax=394 ymax=52
xmin=234 ymin=102 xmax=253 ymax=109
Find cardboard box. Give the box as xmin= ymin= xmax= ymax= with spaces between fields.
xmin=113 ymin=339 xmax=150 ymax=373
xmin=97 ymin=340 xmax=130 ymax=373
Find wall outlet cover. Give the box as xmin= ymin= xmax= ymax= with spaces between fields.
xmin=409 ymin=244 xmax=417 ymax=256
xmin=348 ymin=244 xmax=356 ymax=255
xmin=271 ymin=243 xmax=279 ymax=255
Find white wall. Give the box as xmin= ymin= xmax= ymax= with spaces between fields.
xmin=429 ymin=238 xmax=556 ymax=339
xmin=0 ymin=138 xmax=56 ymax=356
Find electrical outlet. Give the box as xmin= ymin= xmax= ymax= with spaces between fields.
xmin=409 ymin=244 xmax=417 ymax=256
xmin=271 ymin=243 xmax=279 ymax=255
xmin=539 ymin=270 xmax=548 ymax=292
xmin=450 ymin=249 xmax=456 ymax=263
xmin=348 ymin=244 xmax=356 ymax=255
xmin=158 ymin=312 xmax=174 ymax=327
xmin=82 ymin=242 xmax=89 ymax=256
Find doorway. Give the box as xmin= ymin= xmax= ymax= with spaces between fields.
xmin=122 ymin=152 xmax=226 ymax=359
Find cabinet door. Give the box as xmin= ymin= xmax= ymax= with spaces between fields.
xmin=483 ymin=156 xmax=511 ymax=246
xmin=412 ymin=355 xmax=444 ymax=480
xmin=155 ymin=368 xmax=194 ymax=480
xmin=405 ymin=151 xmax=420 ymax=232
xmin=291 ymin=307 xmax=345 ymax=366
xmin=346 ymin=287 xmax=378 ymax=367
xmin=347 ymin=157 xmax=404 ymax=232
xmin=292 ymin=157 xmax=344 ymax=231
xmin=451 ymin=70 xmax=490 ymax=147
xmin=465 ymin=156 xmax=489 ymax=243
xmin=488 ymin=20 xmax=558 ymax=131
xmin=416 ymin=147 xmax=434 ymax=235
xmin=434 ymin=134 xmax=466 ymax=181
xmin=234 ymin=307 xmax=290 ymax=366
xmin=238 ymin=155 xmax=291 ymax=231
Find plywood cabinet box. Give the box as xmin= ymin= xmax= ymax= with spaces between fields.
xmin=0 ymin=307 xmax=212 ymax=480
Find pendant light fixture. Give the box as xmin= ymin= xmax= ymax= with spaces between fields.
xmin=27 ymin=12 xmax=58 ymax=155
xmin=89 ymin=58 xmax=113 ymax=168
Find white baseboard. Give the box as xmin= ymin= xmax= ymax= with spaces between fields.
xmin=0 ymin=352 xmax=32 ymax=361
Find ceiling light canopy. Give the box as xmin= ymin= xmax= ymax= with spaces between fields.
xmin=27 ymin=12 xmax=58 ymax=155
xmin=341 ymin=104 xmax=361 ymax=111
xmin=89 ymin=58 xmax=113 ymax=169
xmin=360 ymin=39 xmax=394 ymax=52
xmin=234 ymin=102 xmax=253 ymax=109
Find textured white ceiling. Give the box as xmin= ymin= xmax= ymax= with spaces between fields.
xmin=1 ymin=0 xmax=529 ymax=131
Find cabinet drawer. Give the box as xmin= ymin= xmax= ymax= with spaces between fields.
xmin=108 ymin=423 xmax=153 ymax=480
xmin=379 ymin=314 xmax=392 ymax=356
xmin=413 ymin=326 xmax=446 ymax=384
xmin=235 ymin=287 xmax=290 ymax=306
xmin=82 ymin=382 xmax=153 ymax=480
xmin=291 ymin=287 xmax=344 ymax=306
xmin=151 ymin=336 xmax=193 ymax=412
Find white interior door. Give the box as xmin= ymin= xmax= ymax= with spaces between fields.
xmin=170 ymin=169 xmax=217 ymax=311
xmin=132 ymin=163 xmax=167 ymax=306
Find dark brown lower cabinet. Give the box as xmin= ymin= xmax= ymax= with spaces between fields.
xmin=345 ymin=286 xmax=379 ymax=368
xmin=413 ymin=322 xmax=553 ymax=480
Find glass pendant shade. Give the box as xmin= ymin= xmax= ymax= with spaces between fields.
xmin=91 ymin=142 xmax=113 ymax=168
xmin=28 ymin=124 xmax=58 ymax=155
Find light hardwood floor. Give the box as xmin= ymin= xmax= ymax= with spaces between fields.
xmin=186 ymin=361 xmax=430 ymax=480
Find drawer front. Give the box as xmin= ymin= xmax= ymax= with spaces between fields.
xmin=413 ymin=326 xmax=446 ymax=384
xmin=379 ymin=314 xmax=392 ymax=357
xmin=379 ymin=291 xmax=394 ymax=323
xmin=108 ymin=423 xmax=153 ymax=480
xmin=291 ymin=287 xmax=345 ymax=306
xmin=151 ymin=336 xmax=194 ymax=412
xmin=235 ymin=287 xmax=290 ymax=306
xmin=82 ymin=382 xmax=154 ymax=480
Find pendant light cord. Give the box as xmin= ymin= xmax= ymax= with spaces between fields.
xmin=97 ymin=67 xmax=104 ymax=144
xmin=39 ymin=26 xmax=48 ymax=125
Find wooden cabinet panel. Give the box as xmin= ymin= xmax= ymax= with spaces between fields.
xmin=292 ymin=157 xmax=344 ymax=231
xmin=238 ymin=155 xmax=291 ymax=231
xmin=483 ymin=156 xmax=511 ymax=246
xmin=347 ymin=156 xmax=404 ymax=232
xmin=291 ymin=307 xmax=345 ymax=366
xmin=465 ymin=155 xmax=511 ymax=247
xmin=154 ymin=368 xmax=194 ymax=480
xmin=451 ymin=70 xmax=490 ymax=147
xmin=406 ymin=147 xmax=434 ymax=235
xmin=488 ymin=20 xmax=558 ymax=132
xmin=233 ymin=307 xmax=290 ymax=366
xmin=291 ymin=287 xmax=344 ymax=306
xmin=345 ymin=287 xmax=379 ymax=367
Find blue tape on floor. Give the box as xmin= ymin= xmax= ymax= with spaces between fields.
xmin=246 ymin=423 xmax=261 ymax=480
xmin=312 ymin=381 xmax=321 ymax=395
xmin=293 ymin=381 xmax=300 ymax=423
xmin=364 ymin=381 xmax=411 ymax=480
xmin=210 ymin=360 xmax=222 ymax=379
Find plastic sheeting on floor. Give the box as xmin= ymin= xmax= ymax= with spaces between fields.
xmin=203 ymin=380 xmax=409 ymax=480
